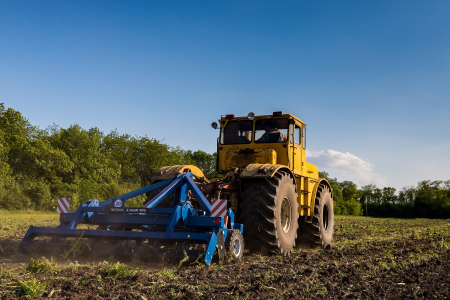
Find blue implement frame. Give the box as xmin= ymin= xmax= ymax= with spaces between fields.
xmin=19 ymin=172 xmax=243 ymax=265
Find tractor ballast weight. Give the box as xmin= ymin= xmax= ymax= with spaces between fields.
xmin=19 ymin=172 xmax=244 ymax=265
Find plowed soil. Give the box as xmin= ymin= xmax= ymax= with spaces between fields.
xmin=1 ymin=215 xmax=450 ymax=299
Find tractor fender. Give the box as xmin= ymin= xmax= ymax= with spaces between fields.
xmin=149 ymin=165 xmax=206 ymax=182
xmin=307 ymin=178 xmax=332 ymax=220
xmin=239 ymin=164 xmax=295 ymax=181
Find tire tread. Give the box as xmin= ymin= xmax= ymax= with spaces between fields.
xmin=240 ymin=172 xmax=298 ymax=255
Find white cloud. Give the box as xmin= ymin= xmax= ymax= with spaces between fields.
xmin=306 ymin=149 xmax=386 ymax=186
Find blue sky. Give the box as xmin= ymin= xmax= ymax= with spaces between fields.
xmin=1 ymin=1 xmax=449 ymax=191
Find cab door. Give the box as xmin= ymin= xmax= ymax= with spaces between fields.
xmin=293 ymin=124 xmax=302 ymax=174
xmin=290 ymin=123 xmax=305 ymax=214
xmin=289 ymin=123 xmax=295 ymax=170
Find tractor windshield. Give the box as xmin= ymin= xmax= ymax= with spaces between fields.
xmin=220 ymin=120 xmax=253 ymax=144
xmin=255 ymin=119 xmax=289 ymax=143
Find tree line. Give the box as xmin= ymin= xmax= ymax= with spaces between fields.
xmin=320 ymin=172 xmax=450 ymax=218
xmin=0 ymin=103 xmax=217 ymax=210
xmin=2 ymin=103 xmax=449 ymax=218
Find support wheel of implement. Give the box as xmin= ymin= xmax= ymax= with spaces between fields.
xmin=298 ymin=184 xmax=334 ymax=248
xmin=240 ymin=171 xmax=299 ymax=255
xmin=225 ymin=230 xmax=244 ymax=259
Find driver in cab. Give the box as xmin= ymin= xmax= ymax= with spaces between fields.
xmin=256 ymin=120 xmax=287 ymax=143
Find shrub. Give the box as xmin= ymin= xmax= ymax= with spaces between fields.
xmin=343 ymin=199 xmax=363 ymax=216
xmin=16 ymin=278 xmax=46 ymax=298
xmin=26 ymin=257 xmax=57 ymax=274
xmin=100 ymin=261 xmax=137 ymax=278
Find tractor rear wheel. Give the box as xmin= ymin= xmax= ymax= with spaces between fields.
xmin=240 ymin=172 xmax=299 ymax=255
xmin=297 ymin=184 xmax=334 ymax=248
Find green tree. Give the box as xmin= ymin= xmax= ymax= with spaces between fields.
xmin=0 ymin=104 xmax=40 ymax=175
xmin=414 ymin=180 xmax=450 ymax=218
xmin=0 ymin=130 xmax=13 ymax=208
xmin=359 ymin=184 xmax=376 ymax=203
xmin=373 ymin=188 xmax=383 ymax=204
xmin=102 ymin=130 xmax=140 ymax=184
xmin=382 ymin=187 xmax=397 ymax=203
xmin=47 ymin=125 xmax=122 ymax=208
xmin=55 ymin=125 xmax=120 ymax=183
xmin=185 ymin=150 xmax=218 ymax=179
xmin=340 ymin=181 xmax=358 ymax=201
xmin=397 ymin=186 xmax=415 ymax=204
xmin=133 ymin=136 xmax=178 ymax=186
xmin=20 ymin=139 xmax=73 ymax=184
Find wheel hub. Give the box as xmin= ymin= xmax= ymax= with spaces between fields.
xmin=280 ymin=197 xmax=291 ymax=233
xmin=232 ymin=237 xmax=241 ymax=257
xmin=323 ymin=204 xmax=329 ymax=231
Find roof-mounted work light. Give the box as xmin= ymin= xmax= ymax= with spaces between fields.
xmin=273 ymin=111 xmax=282 ymax=116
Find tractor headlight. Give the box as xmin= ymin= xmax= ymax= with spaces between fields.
xmin=211 ymin=122 xmax=218 ymax=129
xmin=248 ymin=112 xmax=255 ymax=120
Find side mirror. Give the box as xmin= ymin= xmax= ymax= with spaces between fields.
xmin=211 ymin=122 xmax=218 ymax=129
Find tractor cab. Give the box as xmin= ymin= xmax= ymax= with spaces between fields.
xmin=212 ymin=111 xmax=312 ymax=177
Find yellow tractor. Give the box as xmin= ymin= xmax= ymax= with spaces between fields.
xmin=149 ymin=111 xmax=334 ymax=255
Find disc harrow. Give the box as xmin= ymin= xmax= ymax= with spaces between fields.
xmin=19 ymin=172 xmax=244 ymax=265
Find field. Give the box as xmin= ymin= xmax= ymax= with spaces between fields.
xmin=1 ymin=213 xmax=450 ymax=299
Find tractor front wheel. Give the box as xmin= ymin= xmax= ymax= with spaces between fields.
xmin=240 ymin=172 xmax=299 ymax=255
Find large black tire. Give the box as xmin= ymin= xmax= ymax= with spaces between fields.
xmin=240 ymin=172 xmax=299 ymax=255
xmin=297 ymin=184 xmax=334 ymax=248
xmin=225 ymin=229 xmax=244 ymax=260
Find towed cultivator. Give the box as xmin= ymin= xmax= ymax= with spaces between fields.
xmin=19 ymin=172 xmax=244 ymax=265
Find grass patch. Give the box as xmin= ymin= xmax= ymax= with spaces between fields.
xmin=155 ymin=268 xmax=179 ymax=280
xmin=16 ymin=278 xmax=47 ymax=298
xmin=26 ymin=257 xmax=57 ymax=274
xmin=100 ymin=261 xmax=138 ymax=278
xmin=0 ymin=264 xmax=16 ymax=278
xmin=0 ymin=214 xmax=59 ymax=240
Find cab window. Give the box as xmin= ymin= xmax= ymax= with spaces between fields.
xmin=255 ymin=119 xmax=288 ymax=143
xmin=302 ymin=126 xmax=306 ymax=149
xmin=295 ymin=125 xmax=301 ymax=145
xmin=220 ymin=120 xmax=253 ymax=144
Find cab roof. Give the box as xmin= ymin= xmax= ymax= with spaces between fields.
xmin=219 ymin=113 xmax=306 ymax=126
